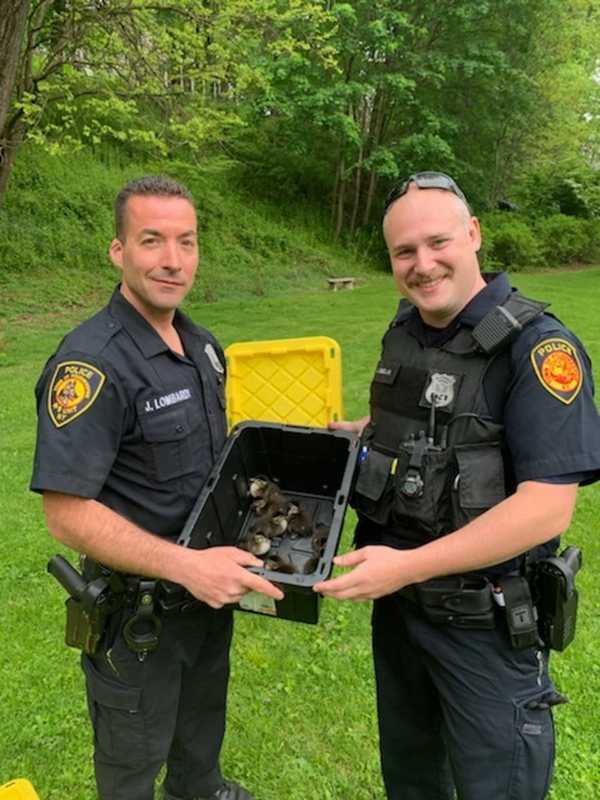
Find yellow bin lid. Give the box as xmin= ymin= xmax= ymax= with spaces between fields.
xmin=225 ymin=336 xmax=343 ymax=428
xmin=0 ymin=780 xmax=40 ymax=800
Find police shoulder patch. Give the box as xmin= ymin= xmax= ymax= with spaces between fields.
xmin=530 ymin=338 xmax=583 ymax=405
xmin=47 ymin=361 xmax=106 ymax=428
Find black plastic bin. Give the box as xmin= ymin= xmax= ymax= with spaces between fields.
xmin=177 ymin=421 xmax=359 ymax=623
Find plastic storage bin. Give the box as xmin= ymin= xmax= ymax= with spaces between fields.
xmin=177 ymin=421 xmax=359 ymax=623
xmin=224 ymin=336 xmax=343 ymax=429
xmin=0 ymin=781 xmax=40 ymax=800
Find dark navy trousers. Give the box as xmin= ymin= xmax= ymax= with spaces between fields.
xmin=372 ymin=594 xmax=557 ymax=800
xmin=82 ymin=604 xmax=233 ymax=800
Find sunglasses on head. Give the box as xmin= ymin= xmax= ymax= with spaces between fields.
xmin=384 ymin=172 xmax=471 ymax=215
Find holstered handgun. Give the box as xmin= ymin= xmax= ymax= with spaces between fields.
xmin=534 ymin=546 xmax=582 ymax=652
xmin=48 ymin=555 xmax=113 ymax=655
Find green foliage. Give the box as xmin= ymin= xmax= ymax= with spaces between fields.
xmin=0 ymin=146 xmax=380 ymax=316
xmin=534 ymin=215 xmax=600 ymax=265
xmin=4 ymin=0 xmax=600 ymax=246
xmin=480 ymin=213 xmax=543 ymax=271
xmin=513 ymin=163 xmax=600 ymax=219
xmin=480 ymin=210 xmax=600 ymax=271
xmin=0 ymin=147 xmax=116 ymax=292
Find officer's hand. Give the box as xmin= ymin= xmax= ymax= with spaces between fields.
xmin=178 ymin=547 xmax=284 ymax=609
xmin=313 ymin=546 xmax=412 ymax=601
xmin=328 ymin=416 xmax=370 ymax=435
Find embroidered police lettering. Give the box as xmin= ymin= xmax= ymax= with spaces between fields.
xmin=48 ymin=361 xmax=106 ymax=427
xmin=530 ymin=338 xmax=583 ymax=405
xmin=64 ymin=364 xmax=94 ymax=380
xmin=536 ymin=340 xmax=573 ymax=358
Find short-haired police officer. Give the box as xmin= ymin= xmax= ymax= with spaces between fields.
xmin=31 ymin=176 xmax=283 ymax=800
xmin=315 ymin=173 xmax=600 ymax=800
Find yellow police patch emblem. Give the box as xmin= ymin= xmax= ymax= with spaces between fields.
xmin=530 ymin=338 xmax=582 ymax=405
xmin=48 ymin=361 xmax=106 ymax=427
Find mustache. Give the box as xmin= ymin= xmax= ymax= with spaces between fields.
xmin=406 ymin=270 xmax=449 ymax=288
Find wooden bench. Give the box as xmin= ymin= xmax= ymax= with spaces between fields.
xmin=327 ymin=277 xmax=356 ymax=291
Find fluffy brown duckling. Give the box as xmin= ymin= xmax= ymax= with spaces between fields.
xmin=248 ymin=477 xmax=290 ymax=516
xmin=286 ymin=503 xmax=313 ymax=538
xmin=311 ymin=523 xmax=329 ymax=555
xmin=251 ymin=511 xmax=288 ymax=539
xmin=263 ymin=554 xmax=297 ymax=574
xmin=239 ymin=531 xmax=271 ymax=556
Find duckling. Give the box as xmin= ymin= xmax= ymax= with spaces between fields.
xmin=259 ymin=488 xmax=290 ymax=517
xmin=286 ymin=502 xmax=313 ymax=538
xmin=299 ymin=524 xmax=329 ymax=575
xmin=263 ymin=555 xmax=297 ymax=574
xmin=248 ymin=477 xmax=269 ymax=499
xmin=302 ymin=556 xmax=319 ymax=575
xmin=251 ymin=511 xmax=288 ymax=539
xmin=240 ymin=531 xmax=271 ymax=556
xmin=311 ymin=523 xmax=329 ymax=556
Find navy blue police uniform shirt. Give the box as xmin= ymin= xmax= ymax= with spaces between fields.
xmin=462 ymin=273 xmax=600 ymax=488
xmin=356 ymin=272 xmax=600 ymax=560
xmin=31 ymin=288 xmax=227 ymax=539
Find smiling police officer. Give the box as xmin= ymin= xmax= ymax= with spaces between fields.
xmin=315 ymin=173 xmax=600 ymax=800
xmin=31 ymin=176 xmax=283 ymax=800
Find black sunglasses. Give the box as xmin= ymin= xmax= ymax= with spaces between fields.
xmin=384 ymin=172 xmax=471 ymax=215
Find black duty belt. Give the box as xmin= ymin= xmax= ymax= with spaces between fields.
xmin=82 ymin=558 xmax=200 ymax=615
xmin=398 ymin=576 xmax=496 ymax=630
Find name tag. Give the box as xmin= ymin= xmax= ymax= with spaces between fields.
xmin=144 ymin=388 xmax=192 ymax=413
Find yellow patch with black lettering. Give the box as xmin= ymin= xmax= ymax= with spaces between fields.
xmin=530 ymin=338 xmax=582 ymax=405
xmin=47 ymin=361 xmax=106 ymax=427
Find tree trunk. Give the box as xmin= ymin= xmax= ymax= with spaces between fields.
xmin=0 ymin=0 xmax=30 ymax=136
xmin=0 ymin=1 xmax=31 ymax=207
xmin=331 ymin=156 xmax=341 ymax=227
xmin=349 ymin=101 xmax=367 ymax=237
xmin=334 ymin=157 xmax=346 ymax=242
xmin=362 ymin=90 xmax=386 ymax=226
xmin=363 ymin=169 xmax=378 ymax=226
xmin=0 ymin=125 xmax=22 ymax=204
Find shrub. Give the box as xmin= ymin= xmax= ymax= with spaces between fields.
xmin=480 ymin=213 xmax=543 ymax=272
xmin=534 ymin=214 xmax=600 ymax=266
xmin=512 ymin=163 xmax=600 ymax=219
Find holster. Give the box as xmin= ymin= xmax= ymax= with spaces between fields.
xmin=533 ymin=546 xmax=582 ymax=652
xmin=48 ymin=555 xmax=123 ymax=656
xmin=65 ymin=595 xmax=110 ymax=655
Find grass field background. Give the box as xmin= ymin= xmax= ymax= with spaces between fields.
xmin=0 ymin=269 xmax=599 ymax=798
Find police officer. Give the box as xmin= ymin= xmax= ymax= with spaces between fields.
xmin=315 ymin=173 xmax=600 ymax=800
xmin=30 ymin=176 xmax=283 ymax=800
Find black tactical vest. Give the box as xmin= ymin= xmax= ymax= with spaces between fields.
xmin=353 ymin=291 xmax=547 ymax=543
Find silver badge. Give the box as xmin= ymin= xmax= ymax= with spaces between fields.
xmin=425 ymin=373 xmax=456 ymax=407
xmin=204 ymin=343 xmax=224 ymax=374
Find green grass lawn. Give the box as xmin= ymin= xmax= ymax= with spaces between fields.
xmin=1 ymin=269 xmax=599 ymax=798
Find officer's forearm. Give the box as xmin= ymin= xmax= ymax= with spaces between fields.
xmin=406 ymin=480 xmax=578 ymax=584
xmin=329 ymin=415 xmax=371 ymax=435
xmin=43 ymin=491 xmax=190 ymax=582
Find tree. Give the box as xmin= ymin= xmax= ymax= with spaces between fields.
xmin=243 ymin=0 xmax=600 ymax=236
xmin=0 ymin=0 xmax=30 ymax=199
xmin=0 ymin=0 xmax=341 ymax=206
